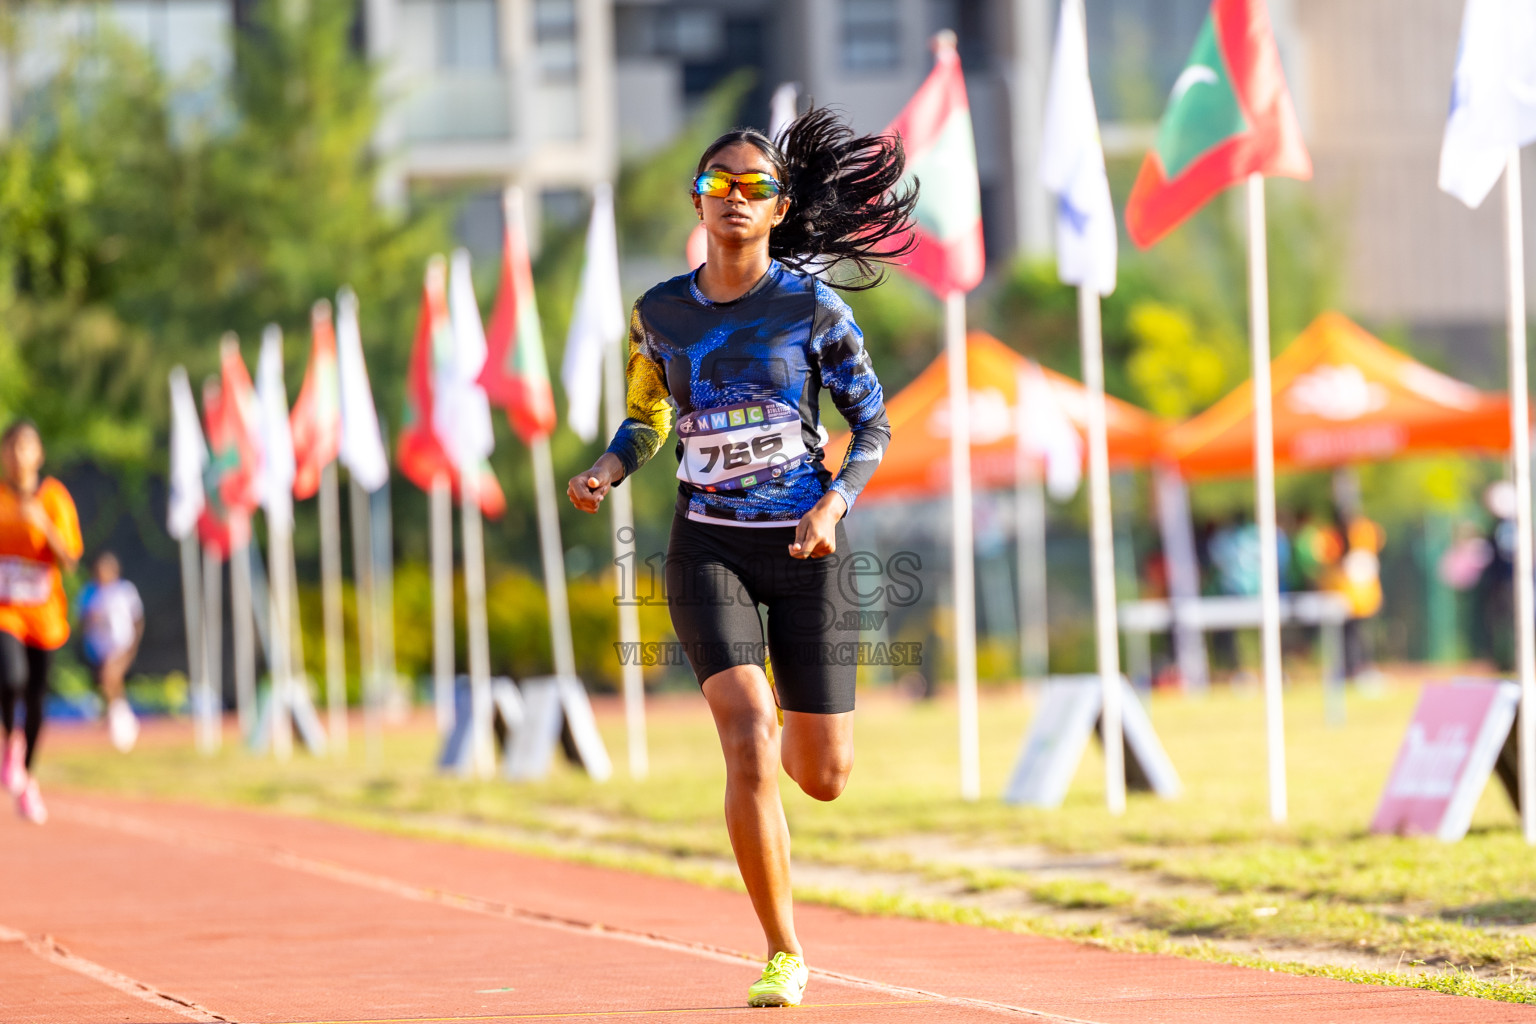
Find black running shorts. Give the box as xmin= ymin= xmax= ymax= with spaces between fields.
xmin=663 ymin=514 xmax=858 ymax=714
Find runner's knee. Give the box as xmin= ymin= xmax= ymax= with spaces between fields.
xmin=787 ymin=752 xmax=851 ymax=802
xmin=718 ymin=710 xmax=779 ymax=788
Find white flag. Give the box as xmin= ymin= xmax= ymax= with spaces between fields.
xmin=1439 ymin=0 xmax=1536 ymax=208
xmin=770 ymin=82 xmax=799 ymax=139
xmin=167 ymin=366 xmax=208 ymax=540
xmin=438 ymin=248 xmax=497 ymax=472
xmin=561 ymin=184 xmax=626 ymax=443
xmin=255 ymin=326 xmax=296 ymax=532
xmin=1039 ymin=0 xmax=1117 ymax=296
xmin=1017 ymin=362 xmax=1083 ymax=502
xmin=335 ymin=287 xmax=390 ymax=492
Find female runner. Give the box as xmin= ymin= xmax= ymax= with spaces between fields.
xmin=0 ymin=419 xmax=83 ymax=823
xmin=567 ymin=108 xmax=915 ymax=1007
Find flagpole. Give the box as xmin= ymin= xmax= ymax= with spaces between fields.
xmin=349 ymin=475 xmax=381 ymax=768
xmin=268 ymin=521 xmax=294 ymax=760
xmin=1078 ymin=285 xmax=1125 ymax=814
xmin=231 ymin=531 xmax=257 ymax=744
xmin=605 ymin=335 xmax=648 ymax=778
xmin=460 ymin=469 xmax=495 ymax=777
xmin=288 ymin=540 xmax=309 ymax=744
xmin=200 ymin=542 xmax=223 ymax=753
xmin=1246 ymin=172 xmax=1287 ymax=824
xmin=946 ymin=291 xmax=980 ymax=801
xmin=1014 ymin=367 xmax=1049 ymax=687
xmin=1501 ymin=148 xmax=1536 ymax=845
xmin=319 ymin=461 xmax=348 ymax=756
xmin=372 ymin=480 xmax=397 ymax=723
xmin=178 ymin=535 xmax=206 ymax=749
xmin=533 ymin=437 xmax=579 ymax=682
xmin=430 ymin=475 xmax=455 ymax=738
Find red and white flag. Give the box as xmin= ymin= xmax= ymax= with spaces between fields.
xmin=199 ymin=338 xmax=262 ymax=555
xmin=480 ymin=188 xmax=558 ymax=446
xmin=397 ymin=257 xmax=506 ymax=517
xmin=886 ymin=33 xmax=985 ymax=297
xmin=290 ymin=301 xmax=341 ymax=500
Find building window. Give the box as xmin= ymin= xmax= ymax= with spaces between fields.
xmin=438 ymin=0 xmax=499 ymax=71
xmin=453 ymin=187 xmax=506 ymax=262
xmin=541 ymin=188 xmax=587 ymax=231
xmin=841 ymin=0 xmax=901 ymax=73
xmin=666 ymin=10 xmax=725 ymax=61
xmin=535 ymin=0 xmax=579 ymax=82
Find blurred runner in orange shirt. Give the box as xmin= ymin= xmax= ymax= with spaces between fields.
xmin=0 ymin=420 xmax=82 ymax=824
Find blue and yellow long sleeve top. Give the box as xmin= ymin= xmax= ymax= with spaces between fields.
xmin=605 ymin=261 xmax=890 ymax=527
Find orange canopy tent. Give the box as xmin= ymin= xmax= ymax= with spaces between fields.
xmin=1164 ymin=312 xmax=1512 ymax=478
xmin=825 ymin=331 xmax=1167 ymax=504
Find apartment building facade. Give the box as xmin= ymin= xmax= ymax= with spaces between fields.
xmin=0 ymin=0 xmax=616 ymax=252
xmin=0 ymin=0 xmax=1531 ymax=341
xmin=362 ymin=0 xmax=615 ymax=248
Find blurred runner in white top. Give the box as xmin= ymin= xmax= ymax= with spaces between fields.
xmin=77 ymin=552 xmax=143 ymax=751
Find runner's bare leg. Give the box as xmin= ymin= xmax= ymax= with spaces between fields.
xmin=781 ymin=709 xmax=854 ymax=802
xmin=703 ymin=665 xmax=800 ymax=958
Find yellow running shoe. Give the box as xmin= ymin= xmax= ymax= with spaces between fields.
xmin=747 ymin=951 xmax=808 ymax=1007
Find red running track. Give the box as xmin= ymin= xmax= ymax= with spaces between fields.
xmin=1 ymin=791 xmax=1531 ymax=1024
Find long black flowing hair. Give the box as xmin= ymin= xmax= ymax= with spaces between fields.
xmin=695 ymin=106 xmax=919 ymax=290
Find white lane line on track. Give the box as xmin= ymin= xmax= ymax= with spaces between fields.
xmin=270 ymin=999 xmax=936 ymax=1023
xmin=59 ymin=802 xmax=1106 ymax=1024
xmin=0 ymin=921 xmax=235 ymax=1023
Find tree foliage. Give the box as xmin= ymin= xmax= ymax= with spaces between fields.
xmin=0 ymin=4 xmax=448 ymax=480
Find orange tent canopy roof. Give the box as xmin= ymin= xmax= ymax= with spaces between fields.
xmin=1164 ymin=312 xmax=1512 ymax=478
xmin=825 ymin=331 xmax=1167 ymax=505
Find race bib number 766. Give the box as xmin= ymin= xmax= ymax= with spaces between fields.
xmin=676 ymin=400 xmax=809 ymax=492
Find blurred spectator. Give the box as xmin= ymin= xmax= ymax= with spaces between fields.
xmin=1206 ymin=513 xmax=1294 ymax=676
xmin=1292 ymin=510 xmax=1342 ymax=592
xmin=1323 ymin=510 xmax=1385 ymax=684
xmin=1141 ymin=543 xmax=1169 ymax=600
xmin=1209 ymin=516 xmax=1292 ymax=596
xmin=76 ymin=551 xmax=144 ymax=752
xmin=1438 ymin=520 xmax=1493 ymax=592
xmin=1210 ymin=517 xmax=1261 ymax=598
xmin=1475 ymin=482 xmax=1518 ymax=670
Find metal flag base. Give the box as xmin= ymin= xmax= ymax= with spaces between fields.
xmin=436 ymin=675 xmax=612 ymax=783
xmin=1004 ymin=675 xmax=1182 ymax=808
xmin=249 ymin=677 xmax=328 ymax=757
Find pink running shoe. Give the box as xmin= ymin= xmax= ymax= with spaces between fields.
xmin=1 ymin=735 xmax=24 ymax=796
xmin=16 ymin=778 xmax=46 ymax=824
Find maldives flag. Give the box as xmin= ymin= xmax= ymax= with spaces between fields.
xmin=1125 ymin=0 xmax=1311 ymax=249
xmin=397 ymin=257 xmax=507 ymax=518
xmin=479 ymin=187 xmax=557 ymax=445
xmin=290 ymin=300 xmax=341 ymax=499
xmin=886 ymin=32 xmax=985 ymax=297
xmin=198 ymin=338 xmax=262 ymax=556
